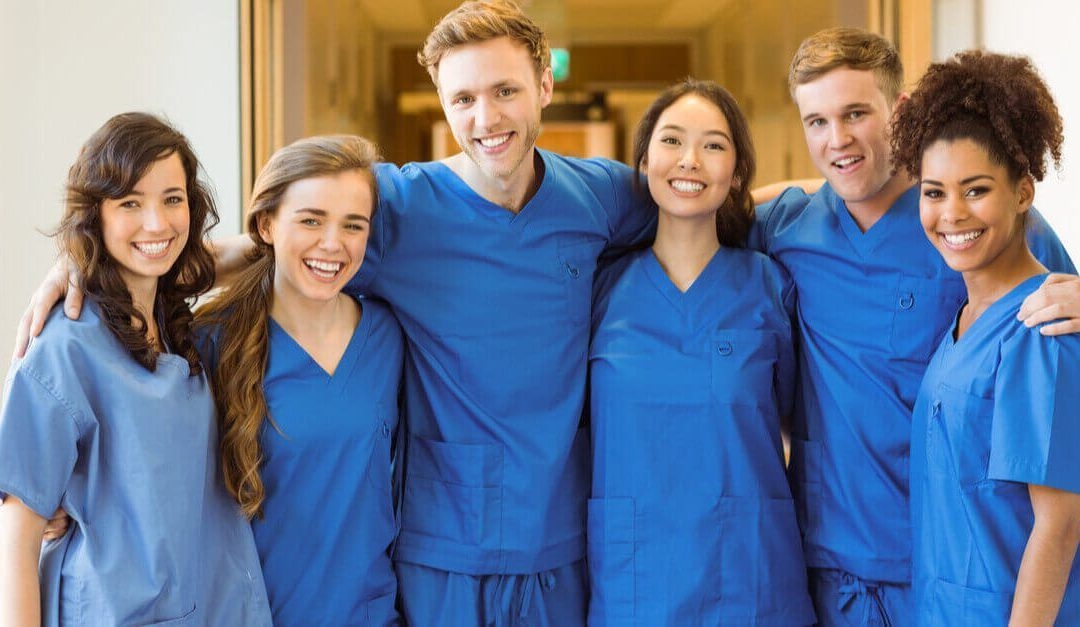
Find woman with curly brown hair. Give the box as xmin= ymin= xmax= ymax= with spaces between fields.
xmin=0 ymin=112 xmax=271 ymax=626
xmin=893 ymin=51 xmax=1080 ymax=625
xmin=195 ymin=135 xmax=403 ymax=625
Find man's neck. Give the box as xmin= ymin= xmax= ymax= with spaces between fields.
xmin=444 ymin=150 xmax=543 ymax=214
xmin=844 ymin=173 xmax=915 ymax=232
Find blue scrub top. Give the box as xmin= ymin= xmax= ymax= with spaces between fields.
xmin=752 ymin=183 xmax=1075 ymax=583
xmin=911 ymin=275 xmax=1080 ymax=625
xmin=0 ymin=301 xmax=270 ymax=626
xmin=348 ymin=152 xmax=654 ymax=575
xmin=588 ymin=247 xmax=815 ymax=626
xmin=201 ymin=296 xmax=403 ymax=626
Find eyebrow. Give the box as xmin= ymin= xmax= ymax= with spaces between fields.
xmin=801 ymin=102 xmax=870 ymax=123
xmin=658 ymin=124 xmax=732 ymax=142
xmin=296 ymin=207 xmax=371 ymax=222
xmin=921 ymin=174 xmax=995 ymax=186
xmin=123 ymin=187 xmax=186 ymax=196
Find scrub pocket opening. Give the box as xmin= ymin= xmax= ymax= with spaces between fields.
xmin=931 ymin=578 xmax=1012 ymax=624
xmin=889 ymin=275 xmax=965 ymax=363
xmin=558 ymin=240 xmax=599 ymax=325
xmin=401 ymin=435 xmax=503 ymax=546
xmin=717 ymin=497 xmax=814 ymax=623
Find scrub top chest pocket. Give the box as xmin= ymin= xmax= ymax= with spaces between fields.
xmin=557 ymin=239 xmax=600 ymax=325
xmin=891 ymin=275 xmax=965 ymax=363
xmin=711 ymin=329 xmax=780 ymax=404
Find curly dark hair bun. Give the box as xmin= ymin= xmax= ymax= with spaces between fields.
xmin=890 ymin=50 xmax=1063 ymax=183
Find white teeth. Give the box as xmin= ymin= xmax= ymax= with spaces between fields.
xmin=671 ymin=180 xmax=704 ymax=193
xmin=134 ymin=241 xmax=169 ymax=255
xmin=479 ymin=134 xmax=510 ymax=148
xmin=943 ymin=230 xmax=984 ymax=246
xmin=834 ymin=156 xmax=862 ymax=168
xmin=304 ymin=259 xmax=343 ymax=278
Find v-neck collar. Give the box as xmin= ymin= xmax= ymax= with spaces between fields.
xmin=947 ymin=273 xmax=1047 ymax=348
xmin=833 ymin=184 xmax=919 ymax=259
xmin=269 ymin=299 xmax=370 ymax=383
xmin=427 ymin=150 xmax=553 ymax=231
xmin=642 ymin=247 xmax=725 ymax=315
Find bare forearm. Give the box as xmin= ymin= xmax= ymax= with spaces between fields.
xmin=0 ymin=499 xmax=46 ymax=627
xmin=1010 ymin=505 xmax=1080 ymax=625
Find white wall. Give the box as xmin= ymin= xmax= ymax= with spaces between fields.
xmin=936 ymin=0 xmax=1080 ymax=261
xmin=0 ymin=1 xmax=241 ymax=386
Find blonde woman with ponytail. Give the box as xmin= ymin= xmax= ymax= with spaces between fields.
xmin=196 ymin=135 xmax=403 ymax=626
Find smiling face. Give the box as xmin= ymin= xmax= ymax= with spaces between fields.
xmin=258 ymin=170 xmax=374 ymax=306
xmin=435 ymin=36 xmax=553 ymax=185
xmin=645 ymin=94 xmax=737 ymax=228
xmin=100 ymin=152 xmax=190 ymax=303
xmin=919 ymin=138 xmax=1033 ymax=279
xmin=794 ymin=67 xmax=908 ymax=216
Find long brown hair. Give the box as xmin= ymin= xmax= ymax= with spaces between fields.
xmin=196 ymin=134 xmax=380 ymax=518
xmin=59 ymin=112 xmax=218 ymax=374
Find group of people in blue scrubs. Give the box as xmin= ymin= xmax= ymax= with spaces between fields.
xmin=5 ymin=1 xmax=1080 ymax=626
xmin=891 ymin=50 xmax=1080 ymax=625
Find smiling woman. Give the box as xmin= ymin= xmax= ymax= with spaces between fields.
xmin=194 ymin=134 xmax=405 ymax=626
xmin=0 ymin=112 xmax=271 ymax=627
xmin=892 ymin=50 xmax=1080 ymax=627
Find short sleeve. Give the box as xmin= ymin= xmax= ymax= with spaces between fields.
xmin=0 ymin=365 xmax=82 ymax=518
xmin=989 ymin=327 xmax=1080 ymax=494
xmin=750 ymin=186 xmax=812 ymax=255
xmin=598 ymin=159 xmax=656 ymax=253
xmin=347 ymin=162 xmax=399 ymax=298
xmin=1025 ymin=207 xmax=1077 ymax=275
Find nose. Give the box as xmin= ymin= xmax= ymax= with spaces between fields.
xmin=142 ymin=203 xmax=167 ymax=232
xmin=939 ymin=194 xmax=969 ymax=223
xmin=474 ymin=97 xmax=501 ymax=130
xmin=828 ymin=124 xmax=852 ymax=150
xmin=678 ymin=146 xmax=700 ymax=171
xmin=319 ymin=225 xmax=344 ymax=251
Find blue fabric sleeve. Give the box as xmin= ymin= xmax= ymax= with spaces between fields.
xmin=989 ymin=327 xmax=1080 ymax=494
xmin=774 ymin=268 xmax=798 ymax=419
xmin=750 ymin=186 xmax=812 ymax=255
xmin=596 ymin=159 xmax=656 ymax=253
xmin=346 ymin=162 xmax=398 ymax=298
xmin=1026 ymin=206 xmax=1077 ymax=274
xmin=0 ymin=366 xmax=81 ymax=518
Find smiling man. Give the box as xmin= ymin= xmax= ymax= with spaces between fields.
xmin=344 ymin=2 xmax=653 ymax=624
xmin=752 ymin=27 xmax=1077 ymax=625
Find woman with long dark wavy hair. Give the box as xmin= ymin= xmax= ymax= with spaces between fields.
xmin=0 ymin=112 xmax=271 ymax=626
xmin=195 ymin=135 xmax=403 ymax=625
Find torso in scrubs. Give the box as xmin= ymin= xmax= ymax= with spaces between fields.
xmin=350 ymin=153 xmax=654 ymax=576
xmin=752 ymin=183 xmax=1074 ymax=584
xmin=587 ymin=247 xmax=815 ymax=626
xmin=201 ymin=296 xmax=404 ymax=626
xmin=911 ymin=274 xmax=1080 ymax=626
xmin=0 ymin=300 xmax=270 ymax=626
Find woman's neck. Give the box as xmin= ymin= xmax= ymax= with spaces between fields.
xmin=651 ymin=213 xmax=721 ymax=292
xmin=958 ymin=241 xmax=1046 ymax=338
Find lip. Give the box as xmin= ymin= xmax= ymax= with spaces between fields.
xmin=937 ymin=228 xmax=985 ymax=250
xmin=131 ymin=238 xmax=175 ymax=259
xmin=668 ymin=178 xmax=706 ymax=195
xmin=303 ymin=258 xmax=347 ymax=282
xmin=831 ymin=154 xmax=865 ymax=173
xmin=474 ymin=131 xmax=514 ymax=154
